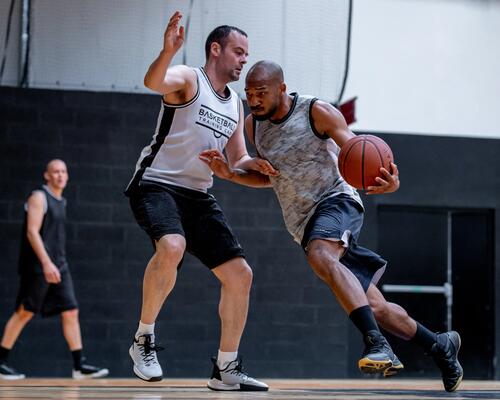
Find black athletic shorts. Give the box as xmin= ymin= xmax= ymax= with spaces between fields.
xmin=15 ymin=268 xmax=79 ymax=317
xmin=129 ymin=181 xmax=245 ymax=269
xmin=301 ymin=194 xmax=387 ymax=292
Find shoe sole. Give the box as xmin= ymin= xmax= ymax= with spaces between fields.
xmin=358 ymin=358 xmax=393 ymax=374
xmin=133 ymin=366 xmax=162 ymax=382
xmin=207 ymin=378 xmax=268 ymax=392
xmin=73 ymin=369 xmax=110 ymax=380
xmin=383 ymin=362 xmax=404 ymax=378
xmin=446 ymin=373 xmax=463 ymax=393
xmin=0 ymin=374 xmax=25 ymax=380
xmin=129 ymin=347 xmax=163 ymax=382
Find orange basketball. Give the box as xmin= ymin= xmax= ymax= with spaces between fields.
xmin=338 ymin=135 xmax=394 ymax=190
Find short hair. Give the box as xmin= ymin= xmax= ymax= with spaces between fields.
xmin=205 ymin=25 xmax=247 ymax=60
xmin=246 ymin=60 xmax=284 ymax=83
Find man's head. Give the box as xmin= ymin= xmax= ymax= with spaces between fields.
xmin=205 ymin=25 xmax=248 ymax=82
xmin=44 ymin=159 xmax=68 ymax=191
xmin=245 ymin=60 xmax=286 ymax=120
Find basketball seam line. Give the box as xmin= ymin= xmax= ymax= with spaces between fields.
xmin=361 ymin=139 xmax=365 ymax=190
xmin=365 ymin=138 xmax=386 ymax=185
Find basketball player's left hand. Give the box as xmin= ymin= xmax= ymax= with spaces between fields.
xmin=366 ymin=162 xmax=400 ymax=195
xmin=246 ymin=157 xmax=280 ymax=177
xmin=199 ymin=150 xmax=234 ymax=180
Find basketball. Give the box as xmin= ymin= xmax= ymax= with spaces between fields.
xmin=338 ymin=135 xmax=394 ymax=190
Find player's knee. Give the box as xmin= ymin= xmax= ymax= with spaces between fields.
xmin=238 ymin=263 xmax=253 ymax=289
xmin=156 ymin=235 xmax=186 ymax=263
xmin=308 ymin=259 xmax=329 ymax=281
xmin=307 ymin=245 xmax=341 ymax=282
xmin=231 ymin=262 xmax=253 ymax=290
xmin=307 ymin=240 xmax=342 ymax=267
xmin=219 ymin=259 xmax=253 ymax=292
xmin=61 ymin=308 xmax=79 ymax=321
xmin=307 ymin=244 xmax=329 ymax=270
xmin=15 ymin=307 xmax=34 ymax=322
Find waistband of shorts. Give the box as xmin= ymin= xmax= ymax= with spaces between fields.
xmin=139 ymin=179 xmax=212 ymax=200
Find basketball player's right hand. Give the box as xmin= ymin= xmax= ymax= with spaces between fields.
xmin=42 ymin=261 xmax=61 ymax=284
xmin=163 ymin=11 xmax=185 ymax=54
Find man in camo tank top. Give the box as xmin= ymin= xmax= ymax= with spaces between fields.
xmin=200 ymin=60 xmax=463 ymax=393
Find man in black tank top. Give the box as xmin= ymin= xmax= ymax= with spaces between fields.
xmin=0 ymin=160 xmax=108 ymax=380
xmin=202 ymin=61 xmax=463 ymax=393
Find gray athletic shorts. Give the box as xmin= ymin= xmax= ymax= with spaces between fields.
xmin=301 ymin=194 xmax=386 ymax=292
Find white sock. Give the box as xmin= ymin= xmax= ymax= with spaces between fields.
xmin=136 ymin=321 xmax=155 ymax=338
xmin=217 ymin=350 xmax=238 ymax=370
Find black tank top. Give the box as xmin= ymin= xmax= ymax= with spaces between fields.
xmin=18 ymin=186 xmax=68 ymax=274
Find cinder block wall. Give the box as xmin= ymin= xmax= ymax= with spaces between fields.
xmin=2 ymin=87 xmax=499 ymax=380
xmin=0 ymin=87 xmax=347 ymax=378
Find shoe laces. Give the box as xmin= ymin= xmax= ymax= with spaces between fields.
xmin=364 ymin=331 xmax=388 ymax=354
xmin=223 ymin=358 xmax=248 ymax=378
xmin=136 ymin=334 xmax=164 ymax=367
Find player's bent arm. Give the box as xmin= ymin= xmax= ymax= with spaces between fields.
xmin=144 ymin=60 xmax=196 ymax=96
xmin=244 ymin=115 xmax=255 ymax=145
xmin=25 ymin=192 xmax=53 ymax=268
xmin=227 ymin=169 xmax=272 ymax=188
xmin=226 ymin=101 xmax=254 ymax=169
xmin=311 ymin=100 xmax=355 ymax=147
xmin=199 ymin=149 xmax=272 ymax=188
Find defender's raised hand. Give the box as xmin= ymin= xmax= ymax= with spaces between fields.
xmin=163 ymin=11 xmax=185 ymax=54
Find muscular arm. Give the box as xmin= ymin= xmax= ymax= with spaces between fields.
xmin=311 ymin=101 xmax=400 ymax=193
xmin=225 ymin=101 xmax=254 ymax=170
xmin=310 ymin=100 xmax=355 ymax=146
xmin=143 ymin=11 xmax=197 ymax=103
xmin=227 ymin=168 xmax=273 ymax=188
xmin=199 ymin=148 xmax=272 ymax=188
xmin=26 ymin=192 xmax=61 ymax=283
xmin=216 ymin=101 xmax=273 ymax=188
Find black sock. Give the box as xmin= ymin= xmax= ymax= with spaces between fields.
xmin=349 ymin=305 xmax=380 ymax=336
xmin=71 ymin=349 xmax=83 ymax=371
xmin=0 ymin=346 xmax=10 ymax=362
xmin=411 ymin=322 xmax=437 ymax=351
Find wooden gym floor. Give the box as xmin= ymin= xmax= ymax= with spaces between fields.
xmin=1 ymin=379 xmax=500 ymax=400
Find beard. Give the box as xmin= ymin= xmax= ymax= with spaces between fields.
xmin=252 ymin=104 xmax=279 ymax=121
xmin=226 ymin=66 xmax=243 ymax=83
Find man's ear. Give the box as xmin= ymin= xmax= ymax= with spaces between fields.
xmin=279 ymin=82 xmax=287 ymax=93
xmin=210 ymin=42 xmax=222 ymax=57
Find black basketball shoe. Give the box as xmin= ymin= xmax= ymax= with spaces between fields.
xmin=358 ymin=330 xmax=395 ymax=374
xmin=0 ymin=361 xmax=25 ymax=380
xmin=430 ymin=331 xmax=463 ymax=392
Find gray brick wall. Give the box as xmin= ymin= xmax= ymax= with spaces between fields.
xmin=0 ymin=87 xmax=347 ymax=378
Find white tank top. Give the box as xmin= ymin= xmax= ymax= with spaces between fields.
xmin=126 ymin=67 xmax=240 ymax=193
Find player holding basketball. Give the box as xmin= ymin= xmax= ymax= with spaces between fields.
xmin=0 ymin=160 xmax=108 ymax=380
xmin=125 ymin=11 xmax=269 ymax=391
xmin=200 ymin=60 xmax=463 ymax=392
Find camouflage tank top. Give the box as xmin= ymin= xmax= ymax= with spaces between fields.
xmin=254 ymin=94 xmax=362 ymax=243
